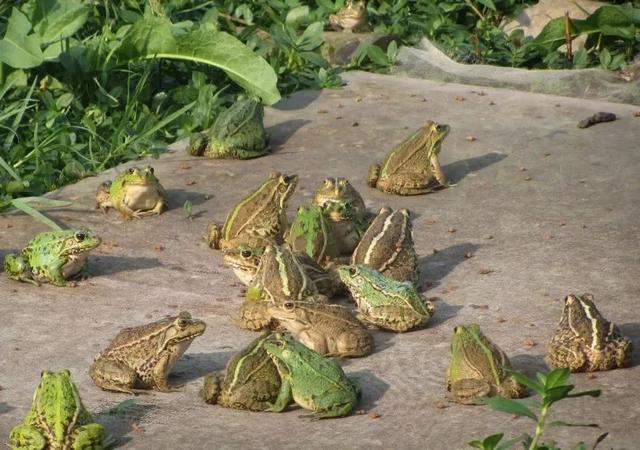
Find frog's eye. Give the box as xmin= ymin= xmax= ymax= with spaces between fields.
xmin=74 ymin=231 xmax=86 ymax=242
xmin=177 ymin=318 xmax=189 ymax=329
xmin=283 ymin=301 xmax=295 ymax=311
xmin=241 ymin=249 xmax=252 ymax=258
xmin=147 ymin=167 xmax=154 ymax=174
xmin=275 ymin=339 xmax=285 ymax=348
xmin=348 ymin=267 xmax=357 ymax=277
xmin=127 ymin=168 xmax=135 ymax=174
xmin=340 ymin=179 xmax=348 ymax=186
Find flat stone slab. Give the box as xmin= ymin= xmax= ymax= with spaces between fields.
xmin=1 ymin=71 xmax=639 ymax=449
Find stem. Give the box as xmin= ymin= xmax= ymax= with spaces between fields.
xmin=464 ymin=0 xmax=485 ymax=21
xmin=529 ymin=403 xmax=549 ymax=450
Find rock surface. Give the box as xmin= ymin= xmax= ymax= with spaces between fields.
xmin=1 ymin=72 xmax=639 ymax=448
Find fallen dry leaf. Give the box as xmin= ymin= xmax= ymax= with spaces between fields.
xmin=352 ymin=122 xmax=359 ymax=127
xmin=520 ymin=167 xmax=527 ymax=172
xmin=356 ymin=409 xmax=366 ymax=415
xmin=469 ymin=304 xmax=489 ymax=310
xmin=317 ymin=109 xmax=328 ymax=114
xmin=485 ymin=235 xmax=494 ymax=240
xmin=180 ymin=164 xmax=191 ymax=170
xmin=154 ymin=244 xmax=164 ymax=252
xmin=447 ymin=228 xmax=457 ymax=233
xmin=522 ymin=339 xmax=537 ymax=349
xmin=479 ymin=269 xmax=494 ymax=275
xmin=186 ymin=180 xmax=196 ymax=186
xmin=435 ymin=400 xmax=449 ymax=409
xmin=368 ymin=411 xmax=381 ymax=419
xmin=634 ymin=111 xmax=640 ymax=117
xmin=497 ymin=317 xmax=506 ymax=323
xmin=466 ymin=135 xmax=476 ymax=142
xmin=587 ymin=373 xmax=597 ymax=379
xmin=132 ymin=423 xmax=145 ymax=433
xmin=454 ymin=95 xmax=466 ymax=101
xmin=464 ymin=252 xmax=474 ymax=259
xmin=355 ymin=97 xmax=363 ymax=103
xmin=489 ymin=101 xmax=496 ymax=106
xmin=524 ymin=176 xmax=532 ymax=181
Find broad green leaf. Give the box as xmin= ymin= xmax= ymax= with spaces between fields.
xmin=117 ymin=19 xmax=280 ymax=105
xmin=544 ymin=385 xmax=573 ymax=406
xmin=531 ymin=17 xmax=566 ymax=51
xmin=33 ymin=0 xmax=89 ymax=45
xmin=366 ymin=44 xmax=390 ymax=66
xmin=507 ymin=370 xmax=544 ymax=395
xmin=0 ymin=8 xmax=44 ymax=68
xmin=286 ymin=6 xmax=310 ymax=26
xmin=496 ymin=434 xmax=530 ymax=450
xmin=599 ymin=48 xmax=612 ymax=68
xmin=477 ymin=397 xmax=537 ymax=421
xmin=476 ymin=0 xmax=497 ymax=11
xmin=298 ymin=21 xmax=324 ymax=51
xmin=544 ymin=368 xmax=571 ymax=389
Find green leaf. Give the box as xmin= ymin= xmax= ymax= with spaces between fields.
xmin=544 ymin=385 xmax=573 ymax=406
xmin=286 ymin=6 xmax=310 ymax=26
xmin=477 ymin=397 xmax=537 ymax=421
xmin=117 ymin=19 xmax=280 ymax=105
xmin=599 ymin=48 xmax=612 ymax=68
xmin=531 ymin=17 xmax=565 ymax=52
xmin=0 ymin=8 xmax=44 ymax=69
xmin=548 ymin=420 xmax=599 ymax=428
xmin=33 ymin=0 xmax=89 ymax=45
xmin=476 ymin=0 xmax=497 ymax=11
xmin=544 ymin=368 xmax=571 ymax=389
xmin=105 ymin=398 xmax=136 ymax=415
xmin=508 ymin=370 xmax=544 ymax=395
xmin=366 ymin=44 xmax=390 ymax=66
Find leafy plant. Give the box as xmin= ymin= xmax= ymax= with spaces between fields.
xmin=183 ymin=200 xmax=193 ymax=220
xmin=468 ymin=368 xmax=606 ymax=450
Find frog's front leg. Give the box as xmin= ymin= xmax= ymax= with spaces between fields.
xmin=429 ymin=157 xmax=448 ymax=187
xmin=46 ymin=262 xmax=69 ymax=287
xmin=72 ymin=423 xmax=106 ymax=450
xmin=152 ymin=354 xmax=182 ymax=392
xmin=266 ymin=378 xmax=292 ymax=412
xmin=9 ymin=424 xmax=47 ymax=450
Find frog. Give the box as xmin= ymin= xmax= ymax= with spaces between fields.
xmin=9 ymin=369 xmax=105 ymax=450
xmin=368 ymin=120 xmax=450 ymax=195
xmin=201 ymin=332 xmax=281 ymax=411
xmin=351 ymin=207 xmax=419 ymax=285
xmin=89 ymin=311 xmax=206 ymax=393
xmin=4 ymin=229 xmax=101 ymax=287
xmin=186 ymin=97 xmax=269 ymax=159
xmin=223 ymin=241 xmax=340 ymax=298
xmin=285 ymin=205 xmax=340 ymax=266
xmin=329 ymin=0 xmax=366 ymax=32
xmin=446 ymin=324 xmax=525 ymax=404
xmin=336 ymin=264 xmax=434 ymax=332
xmin=207 ymin=171 xmax=298 ymax=250
xmin=237 ymin=244 xmax=330 ymax=331
xmin=263 ymin=333 xmax=360 ymax=419
xmin=546 ymin=294 xmax=632 ymax=372
xmin=95 ymin=165 xmax=167 ymax=219
xmin=267 ymin=300 xmax=373 ymax=358
xmin=312 ymin=177 xmax=369 ymax=256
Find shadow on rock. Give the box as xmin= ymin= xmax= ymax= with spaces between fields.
xmin=511 ymin=353 xmax=549 ymax=376
xmin=165 ymin=189 xmax=210 ymax=208
xmin=88 ymin=256 xmax=162 ymax=277
xmin=267 ymin=119 xmax=311 ymax=152
xmin=347 ymin=370 xmax=390 ymax=410
xmin=444 ymin=151 xmax=508 ymax=185
xmin=0 ymin=402 xmax=14 ymax=415
xmin=428 ymin=300 xmax=463 ymax=328
xmin=619 ymin=322 xmax=640 ymax=367
xmin=170 ymin=351 xmax=235 ymax=383
xmin=95 ymin=401 xmax=158 ymax=449
xmin=272 ymin=90 xmax=322 ymax=111
xmin=419 ymin=243 xmax=481 ymax=289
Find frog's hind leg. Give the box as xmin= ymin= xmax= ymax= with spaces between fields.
xmin=300 ymin=401 xmax=355 ymax=420
xmin=89 ymin=358 xmax=144 ymax=394
xmin=72 ymin=423 xmax=106 ymax=450
xmin=9 ymin=424 xmax=47 ymax=449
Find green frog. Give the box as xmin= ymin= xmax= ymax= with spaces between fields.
xmin=9 ymin=369 xmax=105 ymax=450
xmin=90 ymin=312 xmax=206 ymax=393
xmin=285 ymin=205 xmax=340 ymax=266
xmin=368 ymin=121 xmax=450 ymax=195
xmin=267 ymin=301 xmax=372 ymax=358
xmin=337 ymin=264 xmax=434 ymax=332
xmin=187 ymin=98 xmax=269 ymax=159
xmin=237 ymin=244 xmax=329 ymax=331
xmin=201 ymin=332 xmax=281 ymax=411
xmin=95 ymin=165 xmax=167 ymax=219
xmin=313 ymin=177 xmax=369 ymax=256
xmin=446 ymin=324 xmax=525 ymax=404
xmin=264 ymin=333 xmax=360 ymax=419
xmin=546 ymin=294 xmax=632 ymax=372
xmin=351 ymin=207 xmax=418 ymax=285
xmin=207 ymin=171 xmax=298 ymax=250
xmin=4 ymin=229 xmax=101 ymax=287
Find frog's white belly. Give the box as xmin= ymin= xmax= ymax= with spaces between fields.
xmin=62 ymin=253 xmax=88 ymax=278
xmin=124 ymin=185 xmax=159 ymax=210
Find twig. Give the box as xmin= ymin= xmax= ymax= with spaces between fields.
xmin=564 ymin=12 xmax=572 ymax=60
xmin=464 ymin=0 xmax=485 ymax=21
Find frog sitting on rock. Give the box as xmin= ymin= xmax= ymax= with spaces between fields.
xmin=96 ymin=165 xmax=166 ymax=219
xmin=4 ymin=229 xmax=101 ymax=287
xmin=187 ymin=98 xmax=269 ymax=159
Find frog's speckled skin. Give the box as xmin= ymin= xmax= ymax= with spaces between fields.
xmin=4 ymin=229 xmax=101 ymax=286
xmin=9 ymin=369 xmax=105 ymax=449
xmin=187 ymin=98 xmax=269 ymax=159
xmin=264 ymin=333 xmax=360 ymax=419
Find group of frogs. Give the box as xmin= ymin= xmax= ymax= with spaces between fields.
xmin=5 ymin=94 xmax=633 ymax=449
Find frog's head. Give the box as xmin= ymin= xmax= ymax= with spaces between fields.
xmin=267 ymin=172 xmax=298 ymax=208
xmin=263 ymin=333 xmax=296 ymax=362
xmin=56 ymin=229 xmax=102 ymax=258
xmin=223 ymin=244 xmax=265 ymax=283
xmin=159 ymin=312 xmax=206 ymax=351
xmin=424 ymin=121 xmax=450 ymax=158
xmin=336 ymin=264 xmax=371 ymax=291
xmin=121 ymin=166 xmax=159 ymax=186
